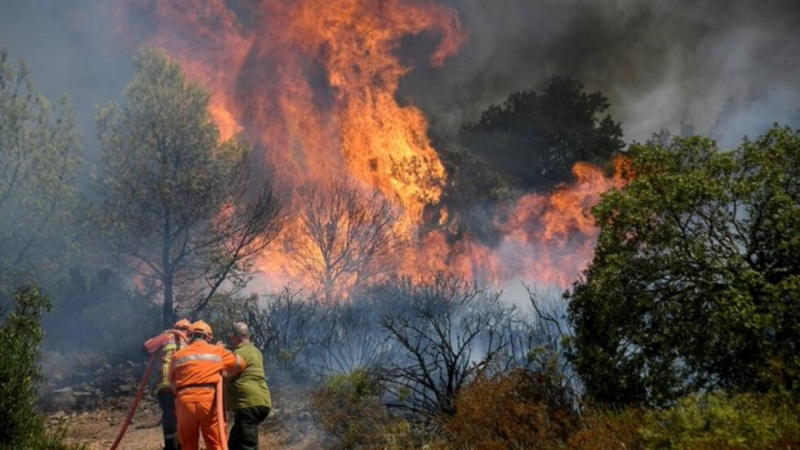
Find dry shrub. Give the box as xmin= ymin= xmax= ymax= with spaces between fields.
xmin=445 ymin=368 xmax=580 ymax=450
xmin=567 ymin=408 xmax=648 ymax=450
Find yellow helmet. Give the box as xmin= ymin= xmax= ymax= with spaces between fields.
xmin=173 ymin=318 xmax=192 ymax=330
xmin=189 ymin=320 xmax=213 ymax=340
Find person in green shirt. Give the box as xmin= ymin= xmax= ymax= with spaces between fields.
xmin=225 ymin=322 xmax=272 ymax=450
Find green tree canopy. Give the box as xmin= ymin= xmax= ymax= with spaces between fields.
xmin=568 ymin=125 xmax=800 ymax=407
xmin=95 ymin=49 xmax=283 ymax=328
xmin=0 ymin=286 xmax=80 ymax=450
xmin=460 ymin=76 xmax=624 ymax=192
xmin=0 ymin=46 xmax=84 ymax=300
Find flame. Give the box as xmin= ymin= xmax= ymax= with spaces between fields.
xmin=115 ymin=0 xmax=626 ymax=295
xmin=404 ymin=160 xmax=626 ymax=287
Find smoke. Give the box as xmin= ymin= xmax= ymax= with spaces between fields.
xmin=4 ymin=0 xmax=795 ymax=399
xmin=2 ymin=0 xmax=798 ymax=153
xmin=400 ymin=0 xmax=800 ymax=146
xmin=0 ymin=0 xmax=133 ymax=164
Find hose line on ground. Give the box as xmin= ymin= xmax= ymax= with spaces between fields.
xmin=109 ymin=351 xmax=157 ymax=450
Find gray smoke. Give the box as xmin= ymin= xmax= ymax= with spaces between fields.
xmin=402 ymin=0 xmax=800 ymax=147
xmin=0 ymin=0 xmax=133 ymax=160
xmin=2 ymin=0 xmax=799 ymax=154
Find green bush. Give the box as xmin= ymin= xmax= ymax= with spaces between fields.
xmin=311 ymin=369 xmax=388 ymax=449
xmin=568 ymin=391 xmax=800 ymax=450
xmin=310 ymin=369 xmax=443 ymax=450
xmin=641 ymin=391 xmax=800 ymax=450
xmin=0 ymin=285 xmax=84 ymax=450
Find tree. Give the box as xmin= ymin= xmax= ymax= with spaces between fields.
xmin=0 ymin=286 xmax=80 ymax=450
xmin=434 ymin=142 xmax=513 ymax=245
xmin=283 ymin=177 xmax=405 ymax=302
xmin=256 ymin=289 xmax=327 ymax=374
xmin=95 ymin=49 xmax=283 ymax=328
xmin=377 ymin=273 xmax=517 ymax=419
xmin=460 ymin=76 xmax=624 ymax=192
xmin=0 ymin=46 xmax=83 ymax=301
xmin=568 ymin=125 xmax=800 ymax=407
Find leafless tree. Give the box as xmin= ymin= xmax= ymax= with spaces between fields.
xmin=284 ymin=177 xmax=406 ymax=302
xmin=523 ymin=283 xmax=583 ymax=407
xmin=223 ymin=288 xmax=323 ymax=373
xmin=378 ymin=273 xmax=516 ymax=419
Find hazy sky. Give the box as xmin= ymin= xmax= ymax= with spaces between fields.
xmin=2 ymin=0 xmax=799 ymax=155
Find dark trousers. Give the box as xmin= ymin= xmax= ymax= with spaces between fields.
xmin=157 ymin=390 xmax=179 ymax=450
xmin=228 ymin=406 xmax=270 ymax=450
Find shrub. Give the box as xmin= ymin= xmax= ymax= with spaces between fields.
xmin=0 ymin=285 xmax=84 ymax=450
xmin=640 ymin=391 xmax=800 ymax=449
xmin=310 ymin=369 xmax=444 ymax=450
xmin=567 ymin=407 xmax=648 ymax=450
xmin=445 ymin=368 xmax=580 ymax=450
xmin=311 ymin=369 xmax=389 ymax=449
xmin=568 ymin=391 xmax=800 ymax=450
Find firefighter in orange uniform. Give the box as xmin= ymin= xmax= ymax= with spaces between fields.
xmin=168 ymin=320 xmax=244 ymax=450
xmin=144 ymin=318 xmax=191 ymax=450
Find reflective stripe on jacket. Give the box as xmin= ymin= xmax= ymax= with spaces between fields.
xmin=168 ymin=340 xmax=244 ymax=402
xmin=144 ymin=329 xmax=188 ymax=392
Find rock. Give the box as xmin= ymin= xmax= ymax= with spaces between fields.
xmin=118 ymin=383 xmax=137 ymax=394
xmin=47 ymin=387 xmax=77 ymax=411
xmin=47 ymin=411 xmax=67 ymax=425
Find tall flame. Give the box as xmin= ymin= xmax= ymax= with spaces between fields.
xmin=116 ymin=0 xmax=625 ymax=294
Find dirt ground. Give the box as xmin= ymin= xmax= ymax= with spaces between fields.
xmin=54 ymin=394 xmax=325 ymax=450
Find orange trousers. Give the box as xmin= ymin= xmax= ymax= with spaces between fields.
xmin=175 ymin=397 xmax=226 ymax=450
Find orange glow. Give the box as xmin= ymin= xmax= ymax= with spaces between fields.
xmin=115 ymin=0 xmax=627 ymax=295
xmin=402 ymin=162 xmax=626 ymax=288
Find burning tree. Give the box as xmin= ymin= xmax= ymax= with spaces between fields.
xmin=95 ymin=49 xmax=284 ymax=328
xmin=284 ymin=178 xmax=406 ymax=302
xmin=114 ymin=0 xmax=620 ymax=291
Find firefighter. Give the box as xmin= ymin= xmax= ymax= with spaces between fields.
xmin=226 ymin=322 xmax=272 ymax=450
xmin=169 ymin=320 xmax=244 ymax=450
xmin=144 ymin=318 xmax=191 ymax=450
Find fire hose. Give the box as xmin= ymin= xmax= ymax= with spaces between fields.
xmin=110 ymin=340 xmax=228 ymax=450
xmin=216 ymin=376 xmax=229 ymax=450
xmin=109 ymin=351 xmax=158 ymax=450
xmin=108 ymin=353 xmax=230 ymax=450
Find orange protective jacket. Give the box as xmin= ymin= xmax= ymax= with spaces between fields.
xmin=144 ymin=329 xmax=189 ymax=392
xmin=168 ymin=340 xmax=245 ymax=403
